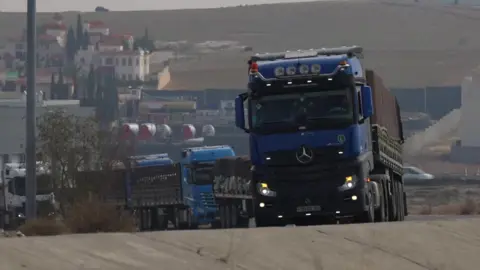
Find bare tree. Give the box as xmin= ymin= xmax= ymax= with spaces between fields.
xmin=36 ymin=108 xmax=127 ymax=214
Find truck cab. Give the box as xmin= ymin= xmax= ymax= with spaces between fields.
xmin=180 ymin=145 xmax=235 ymax=226
xmin=2 ymin=162 xmax=56 ymax=228
xmin=234 ymin=46 xmax=388 ymax=226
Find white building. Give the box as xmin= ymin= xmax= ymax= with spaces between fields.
xmin=99 ymin=50 xmax=150 ymax=81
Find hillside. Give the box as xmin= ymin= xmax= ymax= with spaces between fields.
xmin=2 ymin=0 xmax=480 ymax=87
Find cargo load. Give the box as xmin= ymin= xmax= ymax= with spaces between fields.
xmin=366 ymin=69 xmax=404 ymax=142
xmin=213 ymin=156 xmax=252 ymax=198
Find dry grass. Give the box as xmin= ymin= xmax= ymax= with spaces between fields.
xmin=19 ymin=198 xmax=135 ymax=236
xmin=417 ymin=197 xmax=480 ymax=215
xmin=18 ymin=218 xmax=70 ymax=237
xmin=406 ymin=184 xmax=480 ymax=215
xmin=64 ymin=198 xmax=136 ymax=234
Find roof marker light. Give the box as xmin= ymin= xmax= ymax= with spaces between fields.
xmin=311 ymin=64 xmax=321 ymax=74
xmin=307 ymin=80 xmax=312 ymax=83
xmin=274 ymin=66 xmax=285 ymax=77
xmin=286 ymin=66 xmax=296 ymax=75
xmin=299 ymin=64 xmax=309 ymax=74
xmin=287 ymin=81 xmax=292 ymax=85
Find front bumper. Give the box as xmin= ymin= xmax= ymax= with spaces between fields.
xmin=254 ymin=184 xmax=366 ymax=220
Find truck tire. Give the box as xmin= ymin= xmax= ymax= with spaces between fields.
xmin=230 ymin=205 xmax=238 ymax=228
xmin=397 ymin=183 xmax=405 ymax=221
xmin=359 ymin=189 xmax=375 ymax=223
xmin=370 ymin=175 xmax=388 ymax=222
xmin=403 ymin=187 xmax=409 ymax=217
xmin=220 ymin=205 xmax=232 ymax=228
xmin=389 ymin=181 xmax=398 ymax=221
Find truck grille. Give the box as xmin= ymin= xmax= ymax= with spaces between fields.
xmin=199 ymin=192 xmax=216 ymax=208
xmin=264 ymin=146 xmax=345 ymax=167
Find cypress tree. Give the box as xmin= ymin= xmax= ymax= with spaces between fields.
xmin=50 ymin=73 xmax=56 ymax=100
xmin=66 ymin=27 xmax=76 ymax=62
xmin=82 ymin=30 xmax=90 ymax=50
xmin=57 ymin=68 xmax=64 ymax=85
xmin=87 ymin=65 xmax=96 ymax=101
xmin=76 ymin=14 xmax=84 ymax=50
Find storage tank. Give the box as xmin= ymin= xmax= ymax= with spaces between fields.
xmin=120 ymin=123 xmax=139 ymax=140
xmin=138 ymin=123 xmax=156 ymax=141
xmin=183 ymin=124 xmax=196 ymax=140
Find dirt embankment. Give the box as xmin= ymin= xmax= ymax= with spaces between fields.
xmin=1 ymin=218 xmax=480 ymax=270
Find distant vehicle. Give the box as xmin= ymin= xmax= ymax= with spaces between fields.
xmin=403 ymin=166 xmax=434 ymax=181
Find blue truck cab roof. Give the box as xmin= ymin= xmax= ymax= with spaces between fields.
xmin=249 ymin=45 xmax=365 ymax=83
xmin=130 ymin=154 xmax=174 ymax=167
xmin=181 ymin=145 xmax=235 ymax=164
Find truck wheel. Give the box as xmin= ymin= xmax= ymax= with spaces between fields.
xmin=397 ymin=183 xmax=405 ymax=221
xmin=230 ymin=205 xmax=238 ymax=228
xmin=371 ymin=175 xmax=388 ymax=222
xmin=356 ymin=189 xmax=375 ymax=223
xmin=389 ymin=181 xmax=398 ymax=221
xmin=220 ymin=205 xmax=230 ymax=228
xmin=374 ymin=186 xmax=386 ymax=222
xmin=225 ymin=205 xmax=232 ymax=228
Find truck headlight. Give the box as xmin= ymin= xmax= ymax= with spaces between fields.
xmin=257 ymin=183 xmax=277 ymax=197
xmin=339 ymin=175 xmax=356 ymax=191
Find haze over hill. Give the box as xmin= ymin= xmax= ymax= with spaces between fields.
xmin=2 ymin=0 xmax=480 ymax=87
xmin=1 ymin=0 xmax=324 ymax=12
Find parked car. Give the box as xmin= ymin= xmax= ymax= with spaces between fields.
xmin=403 ymin=165 xmax=435 ymax=182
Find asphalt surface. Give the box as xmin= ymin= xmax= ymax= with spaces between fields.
xmin=0 ymin=215 xmax=479 ymax=270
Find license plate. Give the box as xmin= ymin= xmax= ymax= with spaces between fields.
xmin=296 ymin=205 xmax=321 ymax=212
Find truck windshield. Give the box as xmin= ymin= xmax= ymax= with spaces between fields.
xmin=251 ymin=89 xmax=354 ymax=132
xmin=192 ymin=164 xmax=214 ymax=185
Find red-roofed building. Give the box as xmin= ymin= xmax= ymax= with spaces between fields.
xmin=84 ymin=20 xmax=109 ymax=36
xmin=42 ymin=21 xmax=67 ymax=38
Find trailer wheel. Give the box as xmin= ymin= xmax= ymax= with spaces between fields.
xmin=219 ymin=205 xmax=228 ymax=228
xmin=230 ymin=205 xmax=238 ymax=228
xmin=225 ymin=205 xmax=232 ymax=228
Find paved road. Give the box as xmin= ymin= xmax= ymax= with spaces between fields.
xmin=1 ymin=216 xmax=479 ymax=270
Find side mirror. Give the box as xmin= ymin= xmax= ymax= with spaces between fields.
xmin=361 ymin=86 xmax=374 ymax=118
xmin=235 ymin=93 xmax=249 ymax=132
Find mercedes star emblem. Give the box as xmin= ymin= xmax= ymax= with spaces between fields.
xmin=296 ymin=146 xmax=313 ymax=164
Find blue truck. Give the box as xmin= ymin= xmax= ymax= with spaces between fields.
xmin=234 ymin=46 xmax=406 ymax=226
xmin=106 ymin=147 xmax=253 ymax=231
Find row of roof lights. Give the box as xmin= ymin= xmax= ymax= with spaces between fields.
xmin=274 ymin=64 xmax=321 ymax=77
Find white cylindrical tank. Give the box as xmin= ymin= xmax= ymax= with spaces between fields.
xmin=138 ymin=123 xmax=156 ymax=140
xmin=156 ymin=124 xmax=173 ymax=140
xmin=182 ymin=124 xmax=196 ymax=140
xmin=202 ymin=124 xmax=216 ymax=137
xmin=121 ymin=123 xmax=139 ymax=140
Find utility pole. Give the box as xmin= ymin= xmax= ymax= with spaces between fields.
xmin=25 ymin=0 xmax=37 ymax=220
